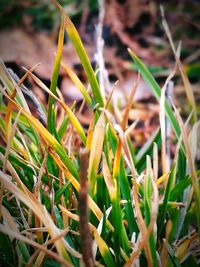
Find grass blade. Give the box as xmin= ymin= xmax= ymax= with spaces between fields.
xmin=61 ymin=61 xmax=92 ymax=106
xmin=47 ymin=12 xmax=65 ymax=136
xmin=52 ymin=0 xmax=104 ymax=107
xmin=88 ymin=112 xmax=106 ymax=196
xmin=128 ymin=49 xmax=185 ymax=155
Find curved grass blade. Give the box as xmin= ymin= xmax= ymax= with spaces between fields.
xmin=61 ymin=61 xmax=92 ymax=106
xmin=128 ymin=49 xmax=185 ymax=155
xmin=173 ymin=103 xmax=200 ymax=237
xmin=2 ymin=94 xmax=79 ymax=179
xmin=0 ymin=171 xmax=75 ymax=263
xmin=49 ymin=148 xmax=113 ymax=230
xmin=60 ymin=206 xmax=116 ymax=267
xmin=161 ymin=6 xmax=197 ymax=122
xmin=22 ymin=69 xmax=87 ymax=145
xmin=47 ymin=12 xmax=65 ymax=136
xmin=0 ymin=223 xmax=72 ymax=267
xmin=52 ymin=0 xmax=104 ymax=107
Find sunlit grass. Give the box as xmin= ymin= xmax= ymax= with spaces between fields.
xmin=0 ymin=1 xmax=199 ymax=267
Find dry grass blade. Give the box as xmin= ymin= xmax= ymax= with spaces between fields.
xmin=125 ymin=180 xmax=153 ymax=267
xmin=153 ymin=142 xmax=158 ymax=180
xmin=102 ymin=153 xmax=117 ymax=200
xmin=1 ymin=205 xmax=19 ymax=232
xmin=0 ymin=153 xmax=28 ymax=193
xmin=3 ymin=108 xmax=22 ymax=173
xmin=59 ymin=205 xmax=116 ymax=267
xmin=0 ymin=224 xmax=72 ymax=267
xmin=5 ymin=70 xmax=30 ymax=113
xmin=172 ymin=102 xmax=200 ymax=237
xmin=161 ymin=6 xmax=197 ymax=122
xmin=26 ymin=228 xmax=70 ymax=267
xmin=2 ymin=91 xmax=79 ymax=178
xmin=88 ymin=112 xmax=106 ymax=196
xmin=23 ymin=68 xmax=86 ymax=145
xmin=0 ymin=171 xmax=77 ymax=262
xmin=189 ymin=121 xmax=200 ymax=165
xmin=4 ymin=64 xmax=39 ymax=140
xmin=121 ymin=73 xmax=140 ymax=131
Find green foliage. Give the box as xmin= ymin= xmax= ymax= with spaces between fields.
xmin=0 ymin=1 xmax=199 ymax=267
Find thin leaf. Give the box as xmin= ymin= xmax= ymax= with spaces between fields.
xmin=47 ymin=12 xmax=65 ymax=135
xmin=0 ymin=224 xmax=72 ymax=267
xmin=61 ymin=61 xmax=92 ymax=105
xmin=59 ymin=205 xmax=116 ymax=267
xmin=88 ymin=112 xmax=105 ymax=196
xmin=128 ymin=49 xmax=185 ymax=155
xmin=161 ymin=6 xmax=197 ymax=122
xmin=52 ymin=0 xmax=104 ymax=106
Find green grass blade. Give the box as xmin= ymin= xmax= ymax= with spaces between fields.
xmin=51 ymin=0 xmax=104 ymax=107
xmin=47 ymin=13 xmax=65 ymax=136
xmin=128 ymin=49 xmax=185 ymax=155
xmin=166 ymin=241 xmax=182 ymax=267
xmin=158 ymin=163 xmax=176 ymax=238
xmin=170 ymin=175 xmax=191 ymax=201
xmin=136 ymin=128 xmax=161 ymax=173
xmin=144 ymin=156 xmax=158 ymax=267
xmin=119 ymin=159 xmax=138 ymax=234
xmin=64 ymin=18 xmax=104 ymax=106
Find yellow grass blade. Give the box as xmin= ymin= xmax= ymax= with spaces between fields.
xmin=3 ymin=109 xmax=25 ymax=173
xmin=0 ymin=171 xmax=74 ymax=261
xmin=49 ymin=148 xmax=113 ymax=231
xmin=23 ymin=69 xmax=86 ymax=145
xmin=5 ymin=90 xmax=17 ymax=140
xmin=60 ymin=205 xmax=115 ymax=266
xmin=52 ymin=0 xmax=104 ymax=106
xmin=0 ymin=224 xmax=72 ymax=267
xmin=61 ymin=61 xmax=92 ymax=105
xmin=175 ymin=234 xmax=197 ymax=262
xmin=88 ymin=112 xmax=106 ymax=196
xmin=2 ymin=92 xmax=79 ymax=178
xmin=102 ymin=154 xmax=117 ymax=200
xmin=156 ymin=172 xmax=170 ymax=186
xmin=86 ymin=111 xmax=95 ymax=150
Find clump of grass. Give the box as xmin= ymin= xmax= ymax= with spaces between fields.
xmin=0 ymin=1 xmax=199 ymax=267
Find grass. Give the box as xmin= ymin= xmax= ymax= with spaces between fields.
xmin=0 ymin=1 xmax=199 ymax=266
